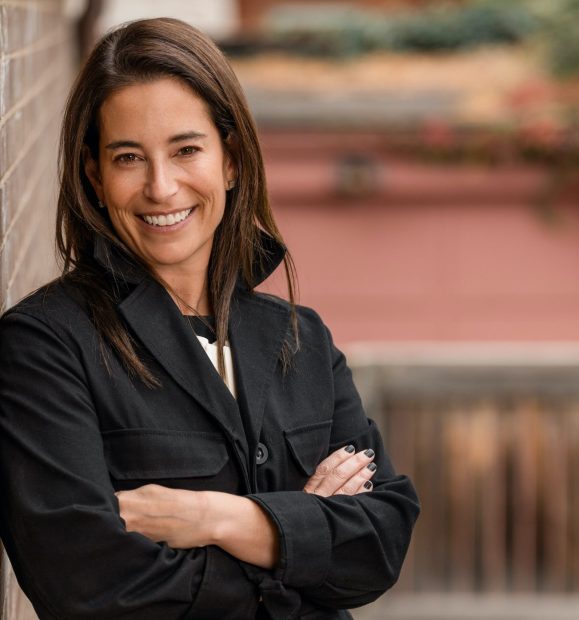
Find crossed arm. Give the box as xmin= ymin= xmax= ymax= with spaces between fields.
xmin=115 ymin=445 xmax=377 ymax=568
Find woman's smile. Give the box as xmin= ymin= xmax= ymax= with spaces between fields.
xmin=138 ymin=206 xmax=196 ymax=230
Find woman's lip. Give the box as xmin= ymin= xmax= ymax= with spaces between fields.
xmin=138 ymin=206 xmax=197 ymax=232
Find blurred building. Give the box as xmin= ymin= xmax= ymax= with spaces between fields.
xmin=241 ymin=50 xmax=579 ymax=348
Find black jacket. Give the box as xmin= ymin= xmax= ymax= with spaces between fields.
xmin=0 ymin=237 xmax=419 ymax=620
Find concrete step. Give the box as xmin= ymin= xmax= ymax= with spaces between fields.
xmin=352 ymin=594 xmax=579 ymax=620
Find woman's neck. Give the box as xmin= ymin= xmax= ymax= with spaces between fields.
xmin=154 ymin=265 xmax=211 ymax=315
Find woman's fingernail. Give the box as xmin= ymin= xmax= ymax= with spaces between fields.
xmin=367 ymin=462 xmax=377 ymax=472
xmin=364 ymin=481 xmax=373 ymax=490
xmin=364 ymin=449 xmax=375 ymax=458
xmin=344 ymin=445 xmax=355 ymax=453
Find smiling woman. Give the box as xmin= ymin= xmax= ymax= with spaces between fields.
xmin=0 ymin=17 xmax=419 ymax=620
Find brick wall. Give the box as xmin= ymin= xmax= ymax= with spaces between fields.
xmin=0 ymin=0 xmax=75 ymax=312
xmin=0 ymin=1 xmax=76 ymax=617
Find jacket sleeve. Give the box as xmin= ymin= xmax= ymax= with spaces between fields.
xmin=247 ymin=320 xmax=420 ymax=610
xmin=0 ymin=310 xmax=259 ymax=620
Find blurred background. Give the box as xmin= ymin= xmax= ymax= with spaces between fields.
xmin=2 ymin=0 xmax=579 ymax=618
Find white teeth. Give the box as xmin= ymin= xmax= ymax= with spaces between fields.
xmin=142 ymin=208 xmax=192 ymax=227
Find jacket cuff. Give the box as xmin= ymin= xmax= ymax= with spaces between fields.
xmin=191 ymin=546 xmax=259 ymax=619
xmin=248 ymin=491 xmax=331 ymax=588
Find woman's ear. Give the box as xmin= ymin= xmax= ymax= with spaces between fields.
xmin=83 ymin=145 xmax=103 ymax=200
xmin=223 ymin=133 xmax=238 ymax=190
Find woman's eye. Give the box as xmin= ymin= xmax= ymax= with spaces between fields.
xmin=114 ymin=153 xmax=140 ymax=164
xmin=178 ymin=146 xmax=198 ymax=157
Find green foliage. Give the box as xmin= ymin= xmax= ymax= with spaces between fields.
xmin=262 ymin=0 xmax=579 ymax=78
xmin=265 ymin=6 xmax=374 ymax=57
xmin=265 ymin=2 xmax=538 ymax=58
xmin=376 ymin=4 xmax=536 ymax=52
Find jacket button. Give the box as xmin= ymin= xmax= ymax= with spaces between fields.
xmin=256 ymin=442 xmax=269 ymax=465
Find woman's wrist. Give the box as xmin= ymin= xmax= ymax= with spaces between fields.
xmin=157 ymin=487 xmax=213 ymax=549
xmin=204 ymin=492 xmax=253 ymax=546
xmin=201 ymin=491 xmax=230 ymax=546
xmin=204 ymin=492 xmax=279 ymax=568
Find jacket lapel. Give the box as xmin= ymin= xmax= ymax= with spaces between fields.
xmin=229 ymin=288 xmax=291 ymax=451
xmin=118 ymin=278 xmax=250 ymax=462
xmin=93 ymin=231 xmax=290 ymax=483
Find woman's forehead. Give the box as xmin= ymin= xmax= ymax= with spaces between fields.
xmin=98 ymin=78 xmax=217 ymax=142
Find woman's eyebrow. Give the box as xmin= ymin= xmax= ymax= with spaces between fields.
xmin=105 ymin=140 xmax=141 ymax=150
xmin=105 ymin=132 xmax=207 ymax=150
xmin=169 ymin=131 xmax=207 ymax=143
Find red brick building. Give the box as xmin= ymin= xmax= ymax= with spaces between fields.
xmin=230 ymin=46 xmax=579 ymax=348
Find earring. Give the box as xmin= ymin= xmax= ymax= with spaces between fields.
xmin=227 ymin=180 xmax=236 ymax=191
xmin=98 ymin=200 xmax=105 ymax=209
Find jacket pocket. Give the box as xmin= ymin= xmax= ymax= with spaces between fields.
xmin=283 ymin=419 xmax=333 ymax=477
xmin=102 ymin=428 xmax=229 ymax=480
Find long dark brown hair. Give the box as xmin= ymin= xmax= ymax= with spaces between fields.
xmin=57 ymin=17 xmax=298 ymax=386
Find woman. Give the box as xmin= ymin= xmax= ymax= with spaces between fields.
xmin=0 ymin=18 xmax=419 ymax=620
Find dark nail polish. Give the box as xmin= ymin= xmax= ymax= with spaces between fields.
xmin=364 ymin=449 xmax=375 ymax=458
xmin=367 ymin=462 xmax=377 ymax=472
xmin=364 ymin=481 xmax=373 ymax=490
xmin=344 ymin=445 xmax=355 ymax=453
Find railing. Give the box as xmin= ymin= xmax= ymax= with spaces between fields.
xmin=349 ymin=344 xmax=579 ymax=618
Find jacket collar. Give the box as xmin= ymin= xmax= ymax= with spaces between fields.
xmin=93 ymin=233 xmax=290 ymax=474
xmin=92 ymin=230 xmax=287 ymax=289
xmin=93 ymin=236 xmax=148 ymax=286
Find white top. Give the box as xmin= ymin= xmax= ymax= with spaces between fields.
xmin=195 ymin=335 xmax=237 ymax=399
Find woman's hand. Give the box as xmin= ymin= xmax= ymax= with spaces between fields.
xmin=303 ymin=445 xmax=376 ymax=497
xmin=115 ymin=485 xmax=278 ymax=568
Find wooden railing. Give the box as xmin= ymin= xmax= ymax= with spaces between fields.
xmin=349 ymin=345 xmax=579 ymax=598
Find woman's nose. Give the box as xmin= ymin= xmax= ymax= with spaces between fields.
xmin=143 ymin=161 xmax=179 ymax=203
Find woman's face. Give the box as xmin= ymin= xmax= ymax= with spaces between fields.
xmin=85 ymin=77 xmax=234 ymax=278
